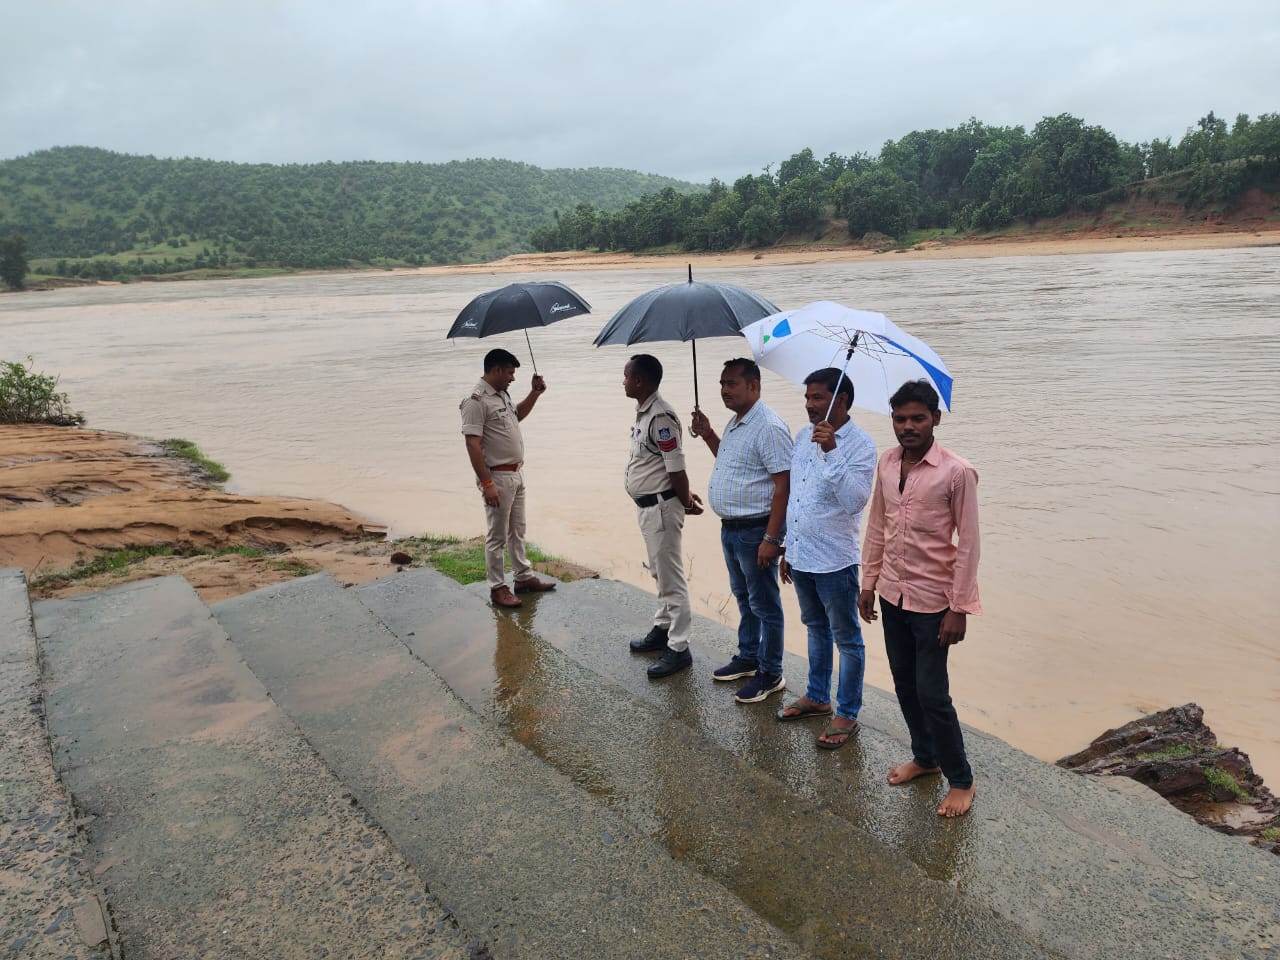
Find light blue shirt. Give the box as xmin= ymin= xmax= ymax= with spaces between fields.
xmin=784 ymin=419 xmax=877 ymax=573
xmin=707 ymin=401 xmax=794 ymax=518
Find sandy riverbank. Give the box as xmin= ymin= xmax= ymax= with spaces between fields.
xmin=0 ymin=425 xmax=401 ymax=601
xmin=407 ymin=228 xmax=1280 ymax=277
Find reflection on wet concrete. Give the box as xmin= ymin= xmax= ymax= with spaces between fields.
xmin=381 ymin=579 xmax=1038 ymax=959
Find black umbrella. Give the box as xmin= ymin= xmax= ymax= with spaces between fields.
xmin=447 ymin=280 xmax=591 ymax=375
xmin=593 ymin=264 xmax=779 ymax=416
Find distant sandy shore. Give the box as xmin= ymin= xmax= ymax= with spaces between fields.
xmin=409 ymin=228 xmax=1280 ymax=277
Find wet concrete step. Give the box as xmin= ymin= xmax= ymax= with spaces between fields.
xmin=211 ymin=572 xmax=804 ymax=960
xmin=0 ymin=568 xmax=112 ymax=960
xmin=513 ymin=576 xmax=1280 ymax=960
xmin=32 ymin=576 xmax=474 ymax=960
xmin=357 ymin=568 xmax=1060 ymax=960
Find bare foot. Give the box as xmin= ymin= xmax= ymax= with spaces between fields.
xmin=886 ymin=760 xmax=942 ymax=785
xmin=937 ymin=785 xmax=976 ymax=818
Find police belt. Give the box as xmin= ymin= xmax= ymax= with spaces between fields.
xmin=489 ymin=463 xmax=521 ymax=472
xmin=632 ymin=489 xmax=678 ymax=508
xmin=720 ymin=514 xmax=771 ymax=530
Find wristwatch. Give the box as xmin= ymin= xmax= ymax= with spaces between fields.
xmin=763 ymin=533 xmax=784 ymax=547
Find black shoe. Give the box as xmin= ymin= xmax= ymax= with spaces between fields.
xmin=647 ymin=647 xmax=692 ymax=679
xmin=630 ymin=625 xmax=670 ymax=653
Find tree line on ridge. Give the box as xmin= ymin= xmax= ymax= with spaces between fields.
xmin=530 ymin=111 xmax=1280 ymax=254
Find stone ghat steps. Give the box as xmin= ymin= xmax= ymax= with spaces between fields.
xmin=501 ymin=576 xmax=1280 ymax=960
xmin=354 ymin=569 xmax=1054 ymax=960
xmin=5 ymin=565 xmax=1279 ymax=960
xmin=27 ymin=574 xmax=476 ymax=960
xmin=210 ymin=573 xmax=799 ymax=960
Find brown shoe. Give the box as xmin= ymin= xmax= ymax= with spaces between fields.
xmin=513 ymin=575 xmax=556 ymax=594
xmin=490 ymin=585 xmax=522 ymax=608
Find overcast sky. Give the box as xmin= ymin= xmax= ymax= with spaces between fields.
xmin=4 ymin=1 xmax=1276 ymax=184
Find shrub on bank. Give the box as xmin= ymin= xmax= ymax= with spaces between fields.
xmin=0 ymin=357 xmax=85 ymax=425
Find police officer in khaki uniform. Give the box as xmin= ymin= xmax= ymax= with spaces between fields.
xmin=460 ymin=348 xmax=557 ymax=608
xmin=622 ymin=354 xmax=704 ymax=678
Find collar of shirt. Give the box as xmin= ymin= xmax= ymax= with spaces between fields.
xmin=635 ymin=391 xmax=659 ymax=415
xmin=726 ymin=400 xmax=761 ymax=432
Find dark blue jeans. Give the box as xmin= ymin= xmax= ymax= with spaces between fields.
xmin=720 ymin=525 xmax=784 ymax=678
xmin=880 ymin=598 xmax=973 ymax=789
xmin=791 ymin=564 xmax=864 ymax=721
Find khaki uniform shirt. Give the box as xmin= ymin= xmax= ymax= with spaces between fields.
xmin=625 ymin=391 xmax=686 ymax=497
xmin=460 ymin=379 xmax=524 ymax=466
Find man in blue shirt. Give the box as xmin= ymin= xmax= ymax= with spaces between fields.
xmin=690 ymin=358 xmax=794 ymax=703
xmin=775 ymin=368 xmax=877 ymax=747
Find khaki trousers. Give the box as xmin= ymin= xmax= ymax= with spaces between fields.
xmin=636 ymin=496 xmax=691 ymax=652
xmin=484 ymin=470 xmax=533 ymax=589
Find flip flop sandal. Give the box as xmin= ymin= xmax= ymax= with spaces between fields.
xmin=775 ymin=699 xmax=833 ymax=722
xmin=816 ymin=719 xmax=858 ymax=749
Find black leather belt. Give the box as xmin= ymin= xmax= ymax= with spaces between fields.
xmin=633 ymin=489 xmax=678 ymax=508
xmin=721 ymin=514 xmax=770 ymax=530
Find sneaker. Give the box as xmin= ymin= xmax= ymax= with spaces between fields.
xmin=734 ymin=672 xmax=786 ymax=704
xmin=647 ymin=647 xmax=692 ymax=679
xmin=712 ymin=657 xmax=758 ymax=682
xmin=630 ymin=625 xmax=669 ymax=653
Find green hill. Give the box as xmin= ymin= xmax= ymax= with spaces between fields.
xmin=0 ymin=147 xmax=700 ymax=276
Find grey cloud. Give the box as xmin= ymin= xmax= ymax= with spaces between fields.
xmin=3 ymin=1 xmax=1277 ymax=183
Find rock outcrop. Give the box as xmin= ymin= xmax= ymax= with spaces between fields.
xmin=1058 ymin=703 xmax=1279 ymax=854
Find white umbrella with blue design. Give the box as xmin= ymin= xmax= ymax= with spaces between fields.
xmin=739 ymin=301 xmax=953 ymax=416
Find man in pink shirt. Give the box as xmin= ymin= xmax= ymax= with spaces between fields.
xmin=858 ymin=379 xmax=981 ymax=818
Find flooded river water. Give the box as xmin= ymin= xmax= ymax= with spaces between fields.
xmin=4 ymin=246 xmax=1278 ymax=783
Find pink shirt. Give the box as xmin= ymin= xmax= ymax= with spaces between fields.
xmin=862 ymin=441 xmax=982 ymax=615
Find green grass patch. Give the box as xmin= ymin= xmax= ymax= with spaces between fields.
xmin=29 ymin=543 xmax=291 ymax=590
xmin=1132 ymin=743 xmax=1200 ymax=762
xmin=270 ymin=558 xmax=318 ymax=577
xmin=1261 ymin=826 xmax=1280 ymax=843
xmin=31 ymin=546 xmax=176 ymax=589
xmin=160 ymin=438 xmax=230 ymax=483
xmin=1203 ymin=766 xmax=1250 ymax=801
xmin=388 ymin=534 xmax=562 ymax=586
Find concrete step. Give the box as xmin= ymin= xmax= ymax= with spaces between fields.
xmin=511 ymin=576 xmax=1280 ymax=960
xmin=357 ymin=569 xmax=1060 ymax=960
xmin=1 ymin=568 xmax=113 ymax=960
xmin=212 ymin=572 xmax=805 ymax=960
xmin=32 ymin=576 xmax=475 ymax=960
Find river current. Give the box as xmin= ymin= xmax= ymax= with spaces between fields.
xmin=4 ymin=247 xmax=1278 ymax=783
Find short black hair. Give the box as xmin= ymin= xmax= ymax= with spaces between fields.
xmin=483 ymin=348 xmax=520 ymax=373
xmin=889 ymin=379 xmax=940 ymax=413
xmin=803 ymin=367 xmax=854 ymax=407
xmin=627 ymin=353 xmax=663 ymax=387
xmin=722 ymin=357 xmax=761 ymax=383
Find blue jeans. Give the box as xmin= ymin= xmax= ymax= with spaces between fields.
xmin=720 ymin=525 xmax=784 ymax=677
xmin=791 ymin=564 xmax=864 ymax=721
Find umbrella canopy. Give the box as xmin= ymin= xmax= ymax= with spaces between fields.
xmin=447 ymin=280 xmax=591 ymax=374
xmin=593 ymin=265 xmax=778 ymax=410
xmin=739 ymin=301 xmax=953 ymax=416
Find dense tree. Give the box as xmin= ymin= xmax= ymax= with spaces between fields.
xmin=0 ymin=234 xmax=28 ymax=289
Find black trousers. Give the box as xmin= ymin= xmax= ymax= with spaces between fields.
xmin=881 ymin=598 xmax=973 ymax=789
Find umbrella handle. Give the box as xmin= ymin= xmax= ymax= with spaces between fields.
xmin=690 ymin=338 xmax=700 ymax=436
xmin=825 ymin=346 xmax=855 ymax=423
xmin=524 ymin=329 xmax=538 ymax=376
